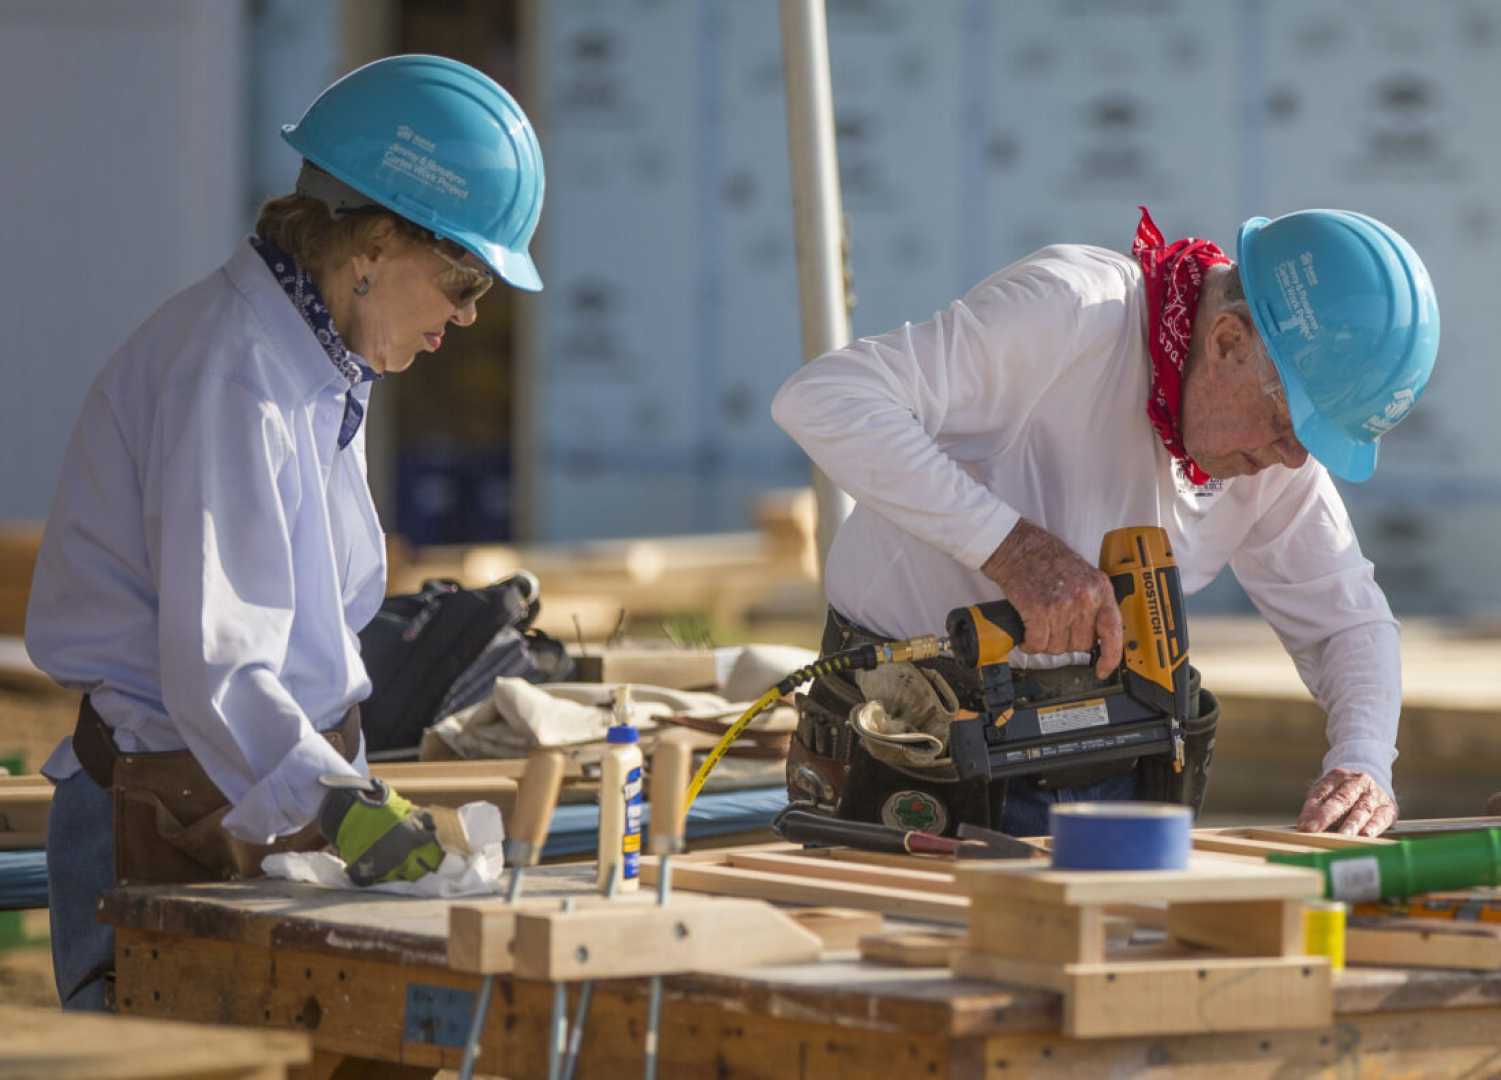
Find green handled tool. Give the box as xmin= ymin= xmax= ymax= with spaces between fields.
xmin=1267 ymin=828 xmax=1501 ymax=901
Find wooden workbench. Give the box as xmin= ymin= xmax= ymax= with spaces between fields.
xmin=100 ymin=858 xmax=1501 ymax=1079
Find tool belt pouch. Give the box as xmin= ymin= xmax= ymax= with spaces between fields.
xmin=75 ymin=698 xmax=357 ymax=886
xmin=1134 ymin=672 xmax=1219 ymax=818
xmin=787 ymin=692 xmax=854 ymax=813
xmin=839 ymin=739 xmax=990 ymax=837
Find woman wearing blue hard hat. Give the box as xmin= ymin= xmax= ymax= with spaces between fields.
xmin=26 ymin=55 xmax=543 ymax=1011
xmin=773 ymin=204 xmax=1438 ymax=842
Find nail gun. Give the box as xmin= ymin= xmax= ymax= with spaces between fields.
xmin=945 ymin=525 xmax=1191 ymax=786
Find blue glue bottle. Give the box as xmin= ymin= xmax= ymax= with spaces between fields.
xmin=596 ymin=686 xmax=643 ymax=892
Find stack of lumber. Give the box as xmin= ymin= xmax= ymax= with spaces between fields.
xmin=646 ymin=823 xmax=1501 ymax=975
xmin=387 ymin=489 xmax=823 ymax=638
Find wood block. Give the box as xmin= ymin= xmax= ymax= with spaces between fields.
xmin=1346 ymin=918 xmax=1501 ymax=970
xmin=448 ymin=893 xmax=699 ymax=974
xmin=859 ymin=930 xmax=963 ymax=967
xmin=449 ymin=897 xmax=568 ymax=974
xmin=953 ymin=854 xmax=1325 ymax=906
xmin=968 ymin=896 xmax=1105 ymax=965
xmin=511 ymin=898 xmax=822 ymax=980
xmin=788 ymin=906 xmax=885 ymax=950
xmin=951 ymin=951 xmax=1332 ymax=1038
xmin=1166 ymin=899 xmax=1304 ymax=958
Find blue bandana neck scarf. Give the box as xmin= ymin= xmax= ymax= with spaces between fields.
xmin=250 ymin=234 xmax=381 ymax=450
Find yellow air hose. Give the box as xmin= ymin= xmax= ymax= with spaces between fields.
xmin=681 ymin=635 xmax=944 ymax=813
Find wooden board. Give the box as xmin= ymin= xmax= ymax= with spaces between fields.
xmin=788 ymin=906 xmax=885 ymax=950
xmin=0 ymin=780 xmax=49 ymax=849
xmin=953 ymin=854 xmax=1325 ymax=906
xmin=0 ymin=1003 xmax=309 ymax=1079
xmin=642 ymin=851 xmax=969 ymax=924
xmin=952 ymin=950 xmax=1332 ymax=1038
xmin=567 ymin=647 xmax=719 ymax=689
xmin=1347 ymin=917 xmax=1501 ymax=970
xmin=725 ymin=850 xmax=965 ymax=896
xmin=0 ymin=764 xmax=529 ymax=850
xmin=1230 ymin=827 xmax=1394 ymax=850
xmin=1385 ymin=816 xmax=1501 ymax=837
xmin=511 ymin=898 xmax=822 ymax=980
xmin=859 ymin=930 xmax=962 ymax=968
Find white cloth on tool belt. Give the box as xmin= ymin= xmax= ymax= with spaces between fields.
xmin=27 ymin=240 xmax=380 ymax=843
xmin=261 ymin=801 xmax=507 ymax=897
xmin=851 ymin=663 xmax=959 ymax=778
xmin=772 ymin=243 xmax=1401 ymax=797
xmin=426 ymin=678 xmax=795 ymax=760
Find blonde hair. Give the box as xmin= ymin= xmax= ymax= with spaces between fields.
xmin=254 ymin=194 xmax=431 ymax=275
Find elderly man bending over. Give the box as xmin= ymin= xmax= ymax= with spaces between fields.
xmin=773 ymin=207 xmax=1439 ymax=840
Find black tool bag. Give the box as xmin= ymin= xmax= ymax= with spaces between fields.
xmin=357 ymin=571 xmax=574 ymax=755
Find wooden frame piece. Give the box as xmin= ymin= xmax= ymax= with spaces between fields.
xmin=952 ymin=951 xmax=1331 ymax=1038
xmin=952 ymin=858 xmax=1330 ymax=1037
xmin=642 ymin=849 xmax=969 ymax=924
xmin=511 ymin=898 xmax=822 ymax=980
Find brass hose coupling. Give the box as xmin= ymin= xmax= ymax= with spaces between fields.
xmin=876 ymin=634 xmax=945 ymax=664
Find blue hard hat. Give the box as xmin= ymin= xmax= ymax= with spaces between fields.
xmin=282 ymin=54 xmax=544 ymax=291
xmin=1237 ymin=209 xmax=1439 ymax=482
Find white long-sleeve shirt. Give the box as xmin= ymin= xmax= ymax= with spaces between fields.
xmin=772 ymin=244 xmax=1402 ymax=797
xmin=27 ymin=241 xmax=384 ymax=843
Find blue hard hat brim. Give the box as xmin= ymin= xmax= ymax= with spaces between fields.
xmin=478 ymin=239 xmax=543 ymax=292
xmin=281 ymin=128 xmax=544 ymax=292
xmin=1238 ymin=217 xmax=1378 ymax=484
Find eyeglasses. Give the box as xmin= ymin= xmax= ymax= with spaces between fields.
xmin=430 ymin=240 xmax=494 ymax=307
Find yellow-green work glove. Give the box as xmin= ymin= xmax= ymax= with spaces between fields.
xmin=317 ymin=777 xmax=445 ymax=887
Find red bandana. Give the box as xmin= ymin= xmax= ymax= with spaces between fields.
xmin=1131 ymin=206 xmax=1229 ymax=486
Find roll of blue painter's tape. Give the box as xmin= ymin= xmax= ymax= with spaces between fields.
xmin=1049 ymin=802 xmax=1192 ymax=870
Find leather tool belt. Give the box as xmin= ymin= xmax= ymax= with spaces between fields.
xmin=789 ymin=608 xmax=1219 ymax=832
xmin=72 ymin=696 xmax=363 ymax=886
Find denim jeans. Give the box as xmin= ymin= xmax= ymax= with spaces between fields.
xmin=998 ymin=770 xmax=1139 ymax=837
xmin=46 ymin=769 xmax=115 ymax=1011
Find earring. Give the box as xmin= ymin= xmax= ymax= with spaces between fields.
xmin=353 ymin=276 xmax=371 ymax=296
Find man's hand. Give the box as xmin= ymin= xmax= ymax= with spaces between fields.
xmin=980 ymin=519 xmax=1123 ymax=678
xmin=1296 ymin=768 xmax=1397 ymax=837
xmin=318 ymin=777 xmax=446 ymax=886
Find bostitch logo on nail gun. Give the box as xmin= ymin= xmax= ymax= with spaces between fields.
xmin=1142 ymin=566 xmax=1162 ymax=638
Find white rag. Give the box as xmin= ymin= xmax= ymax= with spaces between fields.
xmin=260 ymin=801 xmax=507 ymax=897
xmin=425 ymin=677 xmax=798 ymax=760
